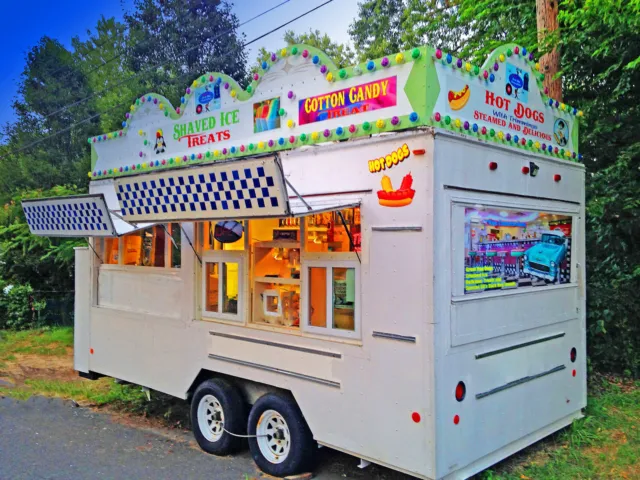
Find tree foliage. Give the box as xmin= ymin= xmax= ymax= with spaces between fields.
xmin=254 ymin=29 xmax=354 ymax=70
xmin=124 ymin=0 xmax=247 ymax=104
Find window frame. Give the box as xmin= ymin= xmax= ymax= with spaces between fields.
xmin=96 ymin=224 xmax=182 ymax=270
xmin=201 ymin=250 xmax=246 ymax=323
xmin=451 ymin=196 xmax=580 ymax=300
xmin=301 ymin=258 xmax=360 ymax=339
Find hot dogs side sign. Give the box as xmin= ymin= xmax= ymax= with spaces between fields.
xmin=432 ymin=47 xmax=578 ymax=154
xmin=89 ymin=43 xmax=580 ymax=179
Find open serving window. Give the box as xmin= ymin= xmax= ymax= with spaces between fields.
xmin=200 ymin=195 xmax=361 ymax=339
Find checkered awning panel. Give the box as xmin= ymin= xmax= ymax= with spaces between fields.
xmin=22 ymin=194 xmax=116 ymax=237
xmin=114 ymin=157 xmax=289 ymax=222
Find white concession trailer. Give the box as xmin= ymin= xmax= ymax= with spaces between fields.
xmin=23 ymin=43 xmax=586 ymax=479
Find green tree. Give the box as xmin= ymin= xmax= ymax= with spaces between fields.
xmin=349 ymin=0 xmax=406 ymax=61
xmin=124 ymin=0 xmax=247 ymax=105
xmin=253 ymin=29 xmax=354 ymax=71
xmin=72 ymin=16 xmax=140 ymax=134
xmin=0 ymin=37 xmax=96 ymax=197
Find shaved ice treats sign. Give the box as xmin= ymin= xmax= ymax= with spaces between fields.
xmin=299 ymin=77 xmax=397 ymax=125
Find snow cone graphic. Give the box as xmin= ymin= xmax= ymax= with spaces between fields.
xmin=253 ymin=98 xmax=281 ymax=133
xmin=154 ymin=129 xmax=166 ymax=154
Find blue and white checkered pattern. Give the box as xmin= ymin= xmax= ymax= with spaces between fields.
xmin=22 ymin=195 xmax=115 ymax=237
xmin=115 ymin=158 xmax=288 ymax=222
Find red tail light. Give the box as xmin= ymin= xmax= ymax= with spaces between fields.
xmin=455 ymin=381 xmax=466 ymax=402
xmin=570 ymin=347 xmax=577 ymax=363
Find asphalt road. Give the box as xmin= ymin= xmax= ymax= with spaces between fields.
xmin=0 ymin=396 xmax=411 ymax=480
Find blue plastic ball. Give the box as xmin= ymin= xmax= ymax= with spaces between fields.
xmin=155 ymin=160 xmax=159 ymax=166
xmin=312 ymin=55 xmax=320 ymax=64
xmin=124 ymin=166 xmax=129 ymax=172
xmin=122 ymin=121 xmax=127 ymax=127
xmin=548 ymin=145 xmax=553 ymax=152
xmin=549 ymin=99 xmax=554 ymax=106
xmin=578 ymin=153 xmax=583 ymax=160
xmin=573 ymin=108 xmax=578 ymax=115
xmin=409 ymin=112 xmax=419 ymax=122
xmin=336 ymin=126 xmax=344 ymax=136
xmin=230 ymin=146 xmax=237 ymax=154
xmin=147 ymin=95 xmax=152 ymax=101
xmin=366 ymin=60 xmax=375 ymax=71
xmin=180 ymin=97 xmax=185 ymax=104
xmin=261 ymin=61 xmax=268 ymax=70
xmin=489 ymin=73 xmax=495 ymax=83
xmin=472 ymin=123 xmax=478 ymax=132
xmin=278 ymin=137 xmax=285 ymax=145
xmin=446 ymin=53 xmax=452 ymax=64
xmin=522 ymin=47 xmax=527 ymax=55
xmin=514 ymin=135 xmax=519 ymax=143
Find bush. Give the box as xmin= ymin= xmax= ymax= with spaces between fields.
xmin=0 ymin=284 xmax=46 ymax=330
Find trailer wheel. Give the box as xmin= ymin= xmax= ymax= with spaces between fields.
xmin=191 ymin=378 xmax=246 ymax=455
xmin=248 ymin=393 xmax=315 ymax=477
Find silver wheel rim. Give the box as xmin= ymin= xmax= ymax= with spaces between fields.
xmin=197 ymin=394 xmax=225 ymax=442
xmin=256 ymin=409 xmax=291 ymax=464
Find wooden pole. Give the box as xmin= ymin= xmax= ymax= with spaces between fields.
xmin=536 ymin=0 xmax=562 ymax=101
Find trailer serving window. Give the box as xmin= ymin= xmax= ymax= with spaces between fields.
xmin=98 ymin=224 xmax=181 ymax=268
xmin=462 ymin=206 xmax=573 ymax=294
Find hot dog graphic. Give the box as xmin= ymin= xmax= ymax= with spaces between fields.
xmin=377 ymin=173 xmax=415 ymax=207
xmin=448 ymin=85 xmax=471 ymax=111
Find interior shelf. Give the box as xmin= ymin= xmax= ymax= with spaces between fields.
xmin=254 ymin=276 xmax=301 ymax=285
xmin=253 ymin=240 xmax=300 ymax=249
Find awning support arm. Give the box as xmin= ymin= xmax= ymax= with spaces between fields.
xmin=180 ymin=225 xmax=202 ymax=265
xmin=336 ymin=211 xmax=361 ymax=264
xmin=161 ymin=224 xmax=179 ymax=250
xmin=86 ymin=238 xmax=103 ymax=264
xmin=285 ymin=178 xmax=312 ymax=212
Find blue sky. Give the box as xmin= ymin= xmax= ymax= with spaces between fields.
xmin=0 ymin=0 xmax=358 ymax=127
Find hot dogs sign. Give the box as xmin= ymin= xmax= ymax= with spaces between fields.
xmin=368 ymin=143 xmax=415 ymax=208
xmin=433 ymin=48 xmax=577 ymax=153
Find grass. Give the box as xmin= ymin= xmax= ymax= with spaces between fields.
xmin=479 ymin=377 xmax=640 ymax=480
xmin=0 ymin=327 xmax=73 ymax=361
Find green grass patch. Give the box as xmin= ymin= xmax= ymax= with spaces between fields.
xmin=0 ymin=377 xmax=148 ymax=407
xmin=480 ymin=380 xmax=640 ymax=480
xmin=0 ymin=376 xmax=189 ymax=426
xmin=0 ymin=327 xmax=73 ymax=358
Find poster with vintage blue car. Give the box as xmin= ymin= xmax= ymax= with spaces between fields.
xmin=523 ymin=230 xmax=568 ymax=282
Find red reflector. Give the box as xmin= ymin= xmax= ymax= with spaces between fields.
xmin=570 ymin=347 xmax=577 ymax=363
xmin=90 ymin=348 xmax=94 ymax=354
xmin=489 ymin=161 xmax=498 ymax=170
xmin=453 ymin=414 xmax=460 ymax=425
xmin=554 ymin=174 xmax=562 ymax=182
xmin=521 ymin=166 xmax=530 ymax=174
xmin=455 ymin=381 xmax=466 ymax=402
xmin=572 ymin=369 xmax=577 ymax=377
xmin=412 ymin=149 xmax=426 ymax=155
xmin=411 ymin=412 xmax=421 ymax=423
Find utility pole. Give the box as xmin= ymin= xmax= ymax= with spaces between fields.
xmin=536 ymin=0 xmax=562 ymax=101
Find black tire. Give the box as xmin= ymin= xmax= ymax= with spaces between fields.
xmin=190 ymin=378 xmax=247 ymax=455
xmin=247 ymin=393 xmax=315 ymax=477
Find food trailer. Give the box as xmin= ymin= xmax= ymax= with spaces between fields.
xmin=22 ymin=43 xmax=586 ymax=479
